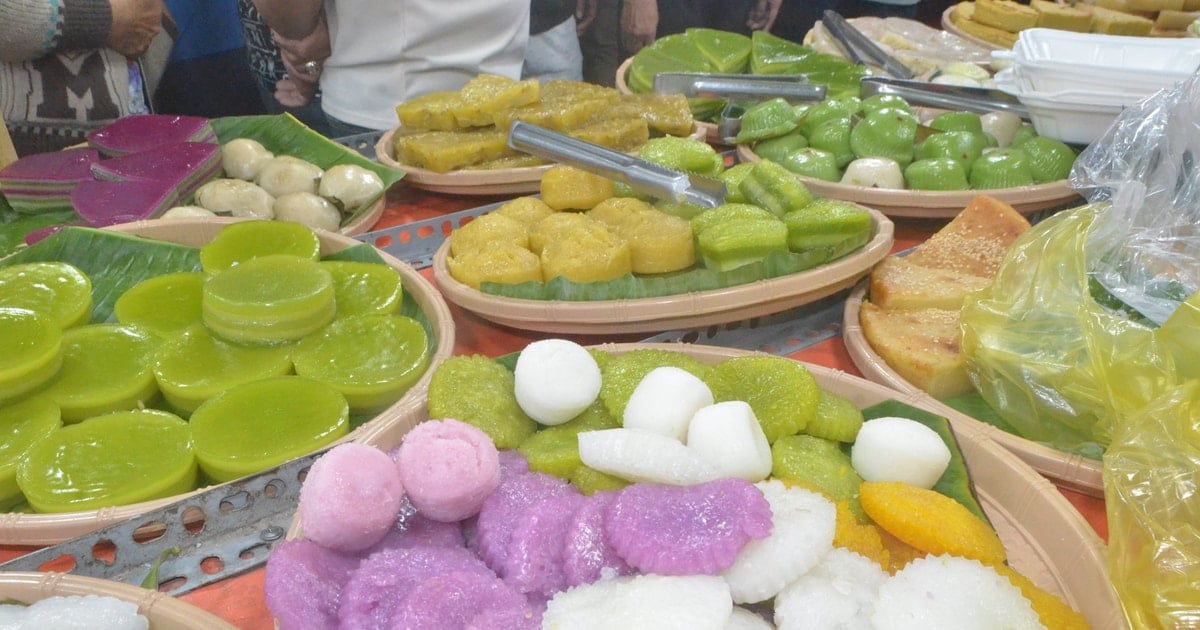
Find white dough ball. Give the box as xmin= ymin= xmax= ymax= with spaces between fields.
xmin=513 ymin=338 xmax=601 ymax=425
xmin=319 ymin=164 xmax=386 ymax=212
xmin=255 ymin=155 xmax=323 ymax=197
xmin=623 ymin=366 xmax=714 ymax=441
xmin=274 ymin=191 xmax=342 ymax=232
xmin=221 ymin=137 xmax=274 ymax=180
xmin=161 ymin=205 xmax=217 ymax=219
xmin=850 ymin=416 xmax=951 ymax=489
xmin=194 ymin=178 xmax=275 ymax=219
xmin=686 ymin=401 xmax=772 ymax=482
xmin=980 ymin=111 xmax=1025 ymax=148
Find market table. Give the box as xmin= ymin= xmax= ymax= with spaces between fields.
xmin=0 ymin=182 xmax=1108 ymax=629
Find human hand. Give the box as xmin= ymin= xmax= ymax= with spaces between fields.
xmin=106 ymin=0 xmax=164 ymax=58
xmin=575 ymin=0 xmax=598 ymax=35
xmin=272 ymin=14 xmax=330 ymax=104
xmin=746 ymin=0 xmax=782 ymax=32
xmin=620 ymin=0 xmax=658 ymax=53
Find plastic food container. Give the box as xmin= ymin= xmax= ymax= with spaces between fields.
xmin=993 ymin=68 xmax=1136 ymax=145
xmin=993 ymin=28 xmax=1200 ymax=96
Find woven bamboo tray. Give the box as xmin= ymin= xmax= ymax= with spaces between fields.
xmin=432 ymin=207 xmax=894 ymax=335
xmin=842 ymin=278 xmax=1104 ymax=496
xmin=0 ymin=571 xmax=238 ymax=628
xmin=306 ymin=342 xmax=1124 ymax=630
xmin=0 ymin=217 xmax=455 ymax=545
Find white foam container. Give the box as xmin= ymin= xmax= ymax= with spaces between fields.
xmin=993 ymin=67 xmax=1132 ymax=145
xmin=992 ymin=28 xmax=1200 ymax=95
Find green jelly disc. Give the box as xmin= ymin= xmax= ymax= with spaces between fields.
xmin=190 ymin=376 xmax=349 ymax=482
xmin=153 ymin=324 xmax=294 ymax=414
xmin=0 ymin=309 xmax=62 ymax=404
xmin=0 ymin=396 xmax=62 ymax=510
xmin=17 ymin=408 xmax=196 ymax=514
xmin=199 ymin=220 xmax=321 ymax=274
xmin=292 ymin=314 xmax=430 ymax=412
xmin=39 ymin=324 xmax=157 ymax=423
xmin=0 ymin=261 xmax=93 ymax=329
xmin=321 ymin=260 xmax=404 ymax=318
xmin=202 ymin=254 xmax=336 ymax=345
xmin=114 ymin=272 xmax=204 ymax=340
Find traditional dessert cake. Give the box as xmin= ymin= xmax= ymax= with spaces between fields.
xmin=1032 ymin=0 xmax=1094 ymax=31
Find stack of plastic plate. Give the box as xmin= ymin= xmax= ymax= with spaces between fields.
xmin=992 ymin=28 xmax=1200 ymax=144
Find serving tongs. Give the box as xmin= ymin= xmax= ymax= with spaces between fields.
xmin=652 ymin=73 xmax=827 ymax=103
xmin=507 ymin=121 xmax=726 ymax=208
xmin=821 ymin=10 xmax=916 ymax=80
xmin=861 ymin=76 xmax=1031 ymax=120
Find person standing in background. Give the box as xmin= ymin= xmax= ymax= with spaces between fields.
xmin=1 ymin=0 xmax=172 ymax=155
xmin=153 ymin=0 xmax=265 ymax=118
xmin=523 ymin=0 xmax=591 ymax=82
xmin=252 ymin=0 xmax=530 ymax=136
xmin=655 ymin=0 xmax=780 ymax=38
xmin=237 ymin=0 xmax=332 ymax=136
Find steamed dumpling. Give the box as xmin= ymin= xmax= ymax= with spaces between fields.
xmin=274 ymin=191 xmax=342 ymax=232
xmin=256 ymin=155 xmax=323 ymax=197
xmin=194 ymin=178 xmax=276 ymax=218
xmin=221 ymin=138 xmax=274 ymax=180
xmin=318 ymin=164 xmax=385 ymax=212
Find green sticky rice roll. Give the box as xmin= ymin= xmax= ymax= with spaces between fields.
xmin=753 ymin=131 xmax=808 ymax=163
xmin=928 ymin=110 xmax=984 ymax=135
xmin=860 ymin=93 xmax=913 ymax=116
xmin=637 ymin=136 xmax=724 ymax=177
xmin=905 ymin=158 xmax=971 ymax=191
xmin=198 ymin=220 xmax=321 ymax=274
xmin=0 ymin=396 xmax=61 ymax=510
xmin=17 ymin=408 xmax=196 ymax=513
xmin=771 ymin=433 xmax=864 ymax=517
xmin=696 ymin=217 xmax=788 ymax=271
xmin=717 ymin=163 xmax=756 ymax=203
xmin=800 ymin=96 xmax=861 ymax=137
xmin=739 ymin=159 xmax=814 ymax=217
xmin=779 ymin=148 xmax=841 ymax=182
xmin=849 ymin=109 xmax=917 ymax=168
xmin=735 ymin=98 xmax=801 ymax=144
xmin=1018 ymin=137 xmax=1077 ymax=183
xmin=915 ymin=130 xmax=988 ymax=168
xmin=806 ymin=116 xmax=855 ymax=169
xmin=0 ymin=262 xmax=93 ymax=330
xmin=1009 ymin=124 xmax=1038 ymax=149
xmin=690 ymin=203 xmax=777 ymax=241
xmin=782 ymin=199 xmax=872 ymax=254
xmin=968 ymin=149 xmax=1036 ymax=189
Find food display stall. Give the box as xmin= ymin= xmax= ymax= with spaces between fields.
xmin=1 ymin=12 xmax=1197 ymax=629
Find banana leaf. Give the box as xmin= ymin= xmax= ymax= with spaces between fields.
xmin=480 ymin=245 xmax=850 ymax=301
xmin=0 ymin=206 xmax=79 ymax=258
xmin=0 ymin=227 xmax=433 ymax=357
xmin=941 ymin=393 xmax=1106 ymax=462
xmin=210 ymin=113 xmax=404 ymax=228
xmin=862 ymin=399 xmax=989 ymax=524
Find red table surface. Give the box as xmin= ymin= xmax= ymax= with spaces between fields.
xmin=0 ymin=184 xmax=1108 ymax=629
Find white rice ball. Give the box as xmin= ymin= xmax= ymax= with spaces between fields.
xmin=774 ymin=548 xmax=888 ymax=630
xmin=513 ymin=338 xmax=602 ymax=425
xmin=850 ymin=416 xmax=951 ymax=489
xmin=871 ymin=555 xmax=1043 ymax=630
xmin=623 ymin=366 xmax=713 ymax=441
xmin=13 ymin=595 xmax=148 ymax=630
xmin=722 ymin=480 xmax=837 ymax=604
xmin=687 ymin=401 xmax=772 ymax=482
xmin=543 ymin=573 xmax=733 ymax=630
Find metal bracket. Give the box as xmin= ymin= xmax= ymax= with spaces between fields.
xmin=0 ymin=450 xmax=326 ymax=596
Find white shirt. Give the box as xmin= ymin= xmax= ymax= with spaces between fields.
xmin=321 ymin=0 xmax=530 ymax=130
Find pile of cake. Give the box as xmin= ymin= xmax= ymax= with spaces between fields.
xmin=950 ymin=0 xmax=1198 ymax=47
xmin=858 ymin=195 xmax=1030 ymax=399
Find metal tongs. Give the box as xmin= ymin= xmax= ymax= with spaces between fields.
xmin=821 ymin=10 xmax=916 ymax=80
xmin=652 ymin=73 xmax=827 ymax=102
xmin=861 ymin=76 xmax=1031 ymax=120
xmin=507 ymin=121 xmax=726 ymax=208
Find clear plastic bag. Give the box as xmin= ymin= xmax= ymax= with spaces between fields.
xmin=960 ymin=69 xmax=1200 ymax=626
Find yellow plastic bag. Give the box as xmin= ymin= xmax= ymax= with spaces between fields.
xmin=1103 ymin=380 xmax=1200 ymax=628
xmin=960 ymin=70 xmax=1200 ymax=626
xmin=959 ymin=204 xmax=1177 ymax=452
